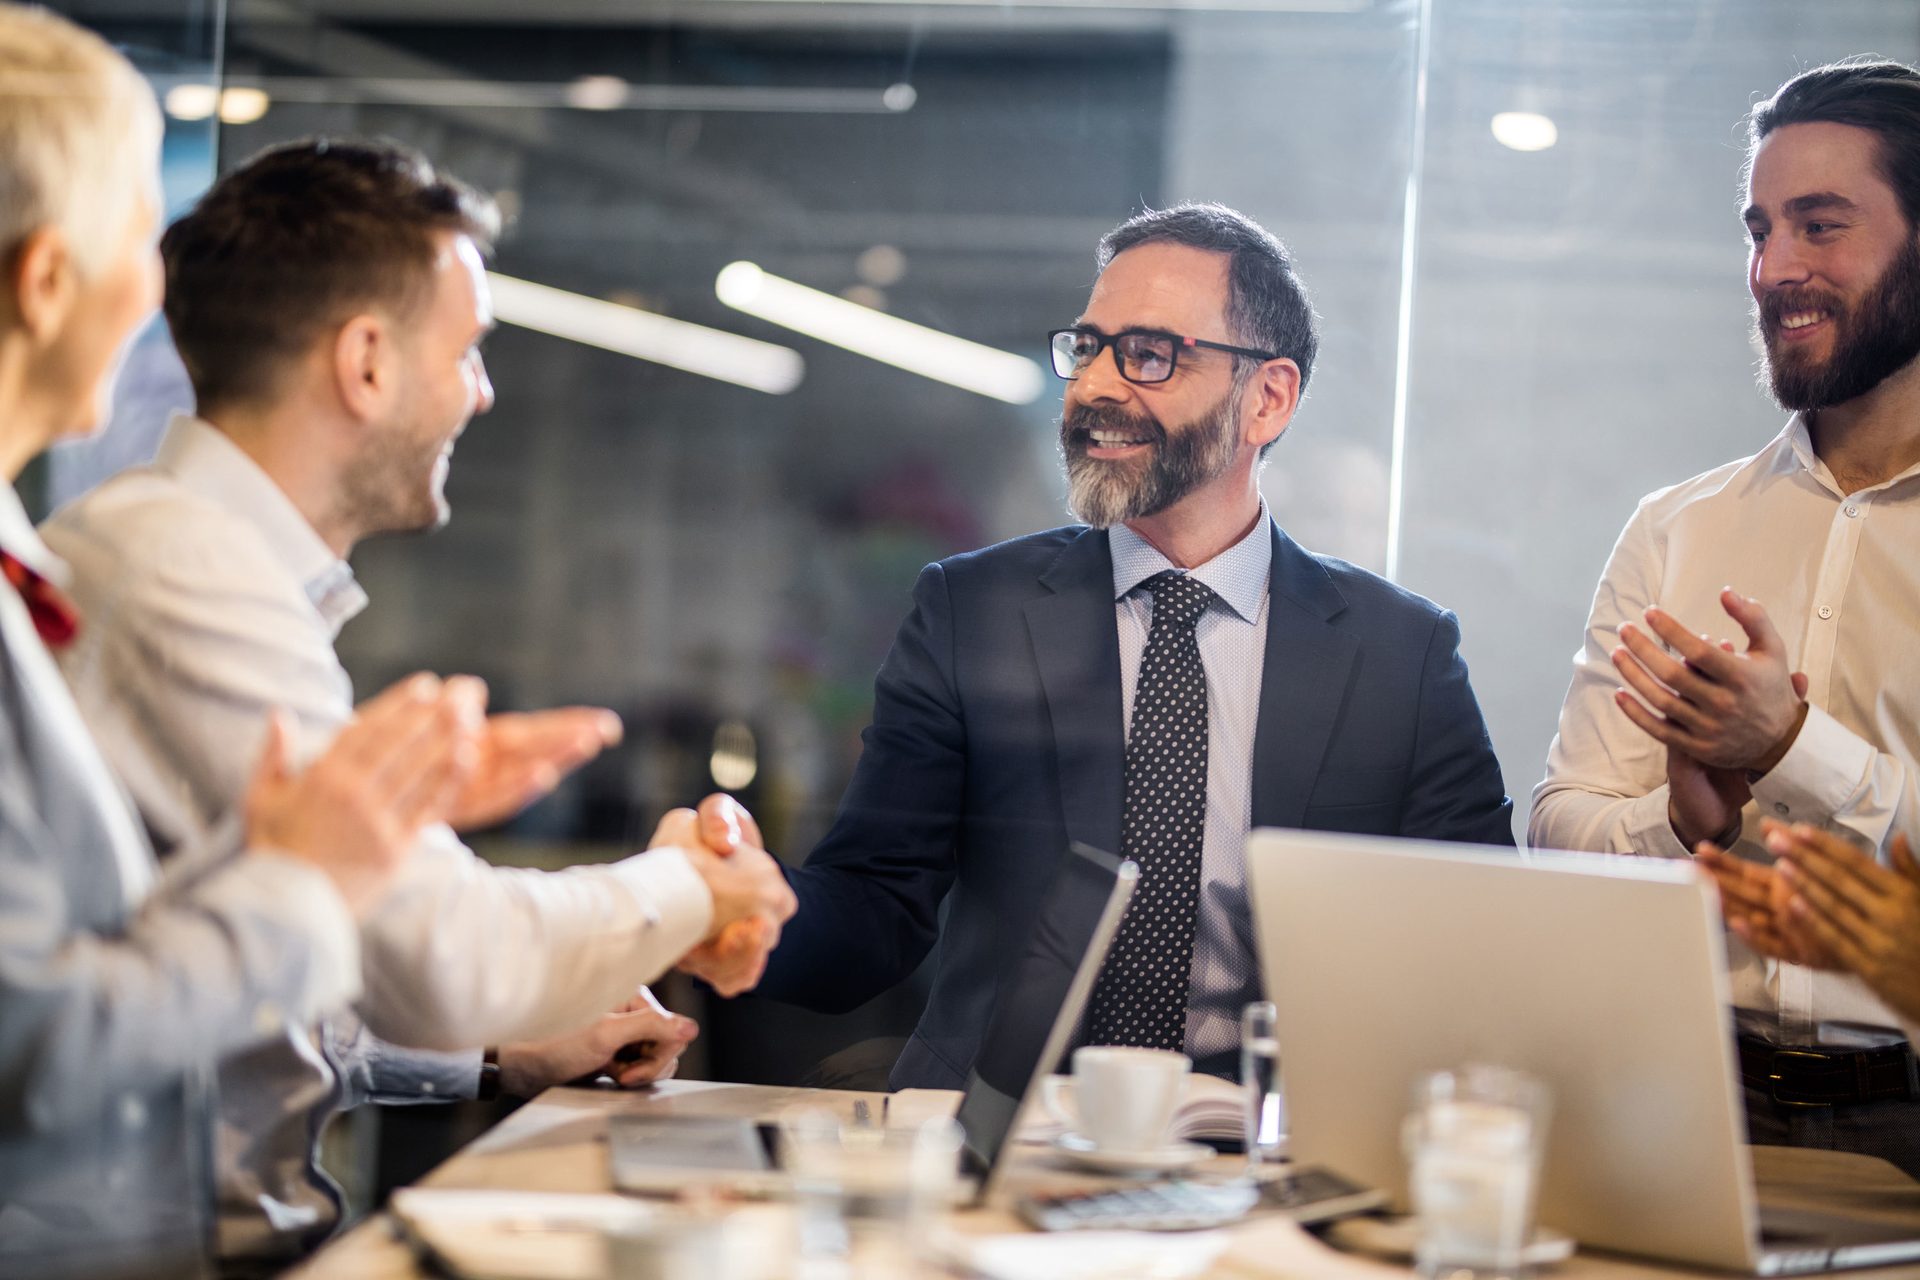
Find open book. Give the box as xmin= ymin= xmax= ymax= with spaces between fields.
xmin=1013 ymin=1072 xmax=1252 ymax=1146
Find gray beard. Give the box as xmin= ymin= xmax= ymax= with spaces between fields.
xmin=1060 ymin=391 xmax=1240 ymax=529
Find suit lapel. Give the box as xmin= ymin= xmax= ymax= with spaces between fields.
xmin=1026 ymin=530 xmax=1125 ymax=857
xmin=1251 ymin=525 xmax=1358 ymax=829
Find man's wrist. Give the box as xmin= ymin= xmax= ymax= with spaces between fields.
xmin=1669 ymin=803 xmax=1742 ymax=854
xmin=1747 ymin=701 xmax=1811 ymax=781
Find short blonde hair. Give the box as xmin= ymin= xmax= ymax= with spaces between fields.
xmin=0 ymin=5 xmax=160 ymax=275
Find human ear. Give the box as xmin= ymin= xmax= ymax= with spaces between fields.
xmin=1245 ymin=357 xmax=1301 ymax=450
xmin=7 ymin=226 xmax=78 ymax=343
xmin=332 ymin=314 xmax=391 ymax=422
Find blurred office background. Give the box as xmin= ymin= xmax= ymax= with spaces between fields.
xmin=41 ymin=0 xmax=1920 ymax=1170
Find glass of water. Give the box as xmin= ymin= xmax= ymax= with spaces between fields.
xmin=780 ymin=1108 xmax=960 ymax=1278
xmin=1402 ymin=1064 xmax=1551 ymax=1280
xmin=1240 ymin=1000 xmax=1285 ymax=1172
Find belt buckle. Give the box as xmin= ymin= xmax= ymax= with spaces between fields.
xmin=1768 ymin=1048 xmax=1837 ymax=1107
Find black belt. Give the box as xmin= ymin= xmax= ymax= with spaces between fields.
xmin=1738 ymin=1034 xmax=1920 ymax=1107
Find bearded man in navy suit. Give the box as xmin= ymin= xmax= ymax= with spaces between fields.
xmin=759 ymin=202 xmax=1513 ymax=1088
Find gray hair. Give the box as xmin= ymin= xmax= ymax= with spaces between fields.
xmin=1096 ymin=201 xmax=1319 ymax=394
xmin=0 ymin=5 xmax=160 ymax=275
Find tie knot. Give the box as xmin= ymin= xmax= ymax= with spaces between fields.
xmin=1145 ymin=570 xmax=1215 ymax=630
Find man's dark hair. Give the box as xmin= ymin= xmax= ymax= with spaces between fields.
xmin=162 ymin=136 xmax=500 ymax=410
xmin=1750 ymin=59 xmax=1920 ymax=226
xmin=1095 ymin=201 xmax=1319 ymax=395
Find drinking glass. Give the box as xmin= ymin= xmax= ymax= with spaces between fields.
xmin=1402 ymin=1064 xmax=1551 ymax=1280
xmin=780 ymin=1108 xmax=961 ymax=1278
xmin=1240 ymin=1001 xmax=1285 ymax=1171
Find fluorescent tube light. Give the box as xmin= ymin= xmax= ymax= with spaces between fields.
xmin=229 ymin=76 xmax=913 ymax=115
xmin=488 ymin=273 xmax=804 ymax=395
xmin=715 ymin=262 xmax=1044 ymax=405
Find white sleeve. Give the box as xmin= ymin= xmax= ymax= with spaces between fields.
xmin=1530 ymin=501 xmax=1693 ymax=857
xmin=53 ymin=511 xmax=352 ymax=852
xmin=58 ymin=505 xmax=717 ymax=1051
xmin=1747 ymin=705 xmax=1919 ymax=855
xmin=354 ymin=830 xmax=713 ymax=1049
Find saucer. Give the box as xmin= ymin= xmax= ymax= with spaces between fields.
xmin=1052 ymin=1132 xmax=1214 ymax=1173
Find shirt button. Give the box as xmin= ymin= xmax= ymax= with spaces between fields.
xmin=1845 ymin=504 xmax=1861 ymax=517
xmin=1817 ymin=605 xmax=1833 ymax=620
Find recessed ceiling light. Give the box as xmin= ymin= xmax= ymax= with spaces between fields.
xmin=1491 ymin=110 xmax=1558 ymax=152
xmin=217 ymin=86 xmax=271 ymax=125
xmin=163 ymin=83 xmax=217 ymax=121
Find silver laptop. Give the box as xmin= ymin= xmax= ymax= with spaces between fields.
xmin=611 ymin=842 xmax=1136 ymax=1205
xmin=1246 ymin=828 xmax=1920 ymax=1275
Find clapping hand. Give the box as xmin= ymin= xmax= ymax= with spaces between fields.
xmin=447 ymin=693 xmax=623 ymax=831
xmin=1762 ymin=824 xmax=1920 ymax=1026
xmin=246 ymin=673 xmax=482 ymax=916
xmin=1695 ymin=827 xmax=1835 ymax=969
xmin=1613 ymin=589 xmax=1807 ymax=792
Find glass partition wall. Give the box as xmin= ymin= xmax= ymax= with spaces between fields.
xmin=42 ymin=0 xmax=1920 ymax=1091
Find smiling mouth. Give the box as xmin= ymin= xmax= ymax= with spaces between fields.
xmin=1777 ymin=309 xmax=1830 ymax=332
xmin=1085 ymin=428 xmax=1153 ymax=448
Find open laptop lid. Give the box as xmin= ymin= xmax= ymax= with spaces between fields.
xmin=1246 ymin=829 xmax=1762 ymax=1271
xmin=952 ymin=842 xmax=1136 ymax=1204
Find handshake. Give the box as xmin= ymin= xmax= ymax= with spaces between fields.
xmin=242 ymin=670 xmax=797 ymax=997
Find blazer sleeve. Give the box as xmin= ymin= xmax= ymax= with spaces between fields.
xmin=0 ymin=820 xmax=360 ymax=1136
xmin=1398 ymin=608 xmax=1516 ymax=847
xmin=758 ymin=562 xmax=967 ymax=1013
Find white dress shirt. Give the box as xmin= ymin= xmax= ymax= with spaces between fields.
xmin=0 ymin=477 xmax=361 ymax=1275
xmin=42 ymin=414 xmax=716 ymax=1260
xmin=1110 ymin=506 xmax=1271 ymax=1062
xmin=1532 ymin=415 xmax=1920 ymax=1045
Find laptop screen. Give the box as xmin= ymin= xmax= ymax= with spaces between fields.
xmin=951 ymin=842 xmax=1133 ymax=1187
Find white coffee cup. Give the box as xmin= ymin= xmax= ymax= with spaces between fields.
xmin=1043 ymin=1046 xmax=1189 ymax=1152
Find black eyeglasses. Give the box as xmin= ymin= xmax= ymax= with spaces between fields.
xmin=1047 ymin=326 xmax=1282 ymax=385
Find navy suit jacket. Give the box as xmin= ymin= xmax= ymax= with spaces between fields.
xmin=758 ymin=520 xmax=1514 ymax=1089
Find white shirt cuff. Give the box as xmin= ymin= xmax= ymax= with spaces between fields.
xmin=608 ymin=845 xmax=714 ymax=964
xmin=1621 ymin=785 xmax=1695 ymax=858
xmin=1751 ymin=704 xmax=1876 ymax=825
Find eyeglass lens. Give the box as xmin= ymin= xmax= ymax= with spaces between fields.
xmin=1050 ymin=330 xmax=1176 ymax=384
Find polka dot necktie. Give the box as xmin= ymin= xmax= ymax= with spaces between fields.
xmin=1084 ymin=570 xmax=1214 ymax=1052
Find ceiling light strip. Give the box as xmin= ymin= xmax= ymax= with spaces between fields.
xmin=715 ymin=262 xmax=1044 ymax=405
xmin=488 ymin=272 xmax=804 ymax=395
xmin=225 ymin=76 xmax=910 ymax=114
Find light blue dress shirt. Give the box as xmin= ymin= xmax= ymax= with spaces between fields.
xmin=1109 ymin=504 xmax=1272 ymax=1061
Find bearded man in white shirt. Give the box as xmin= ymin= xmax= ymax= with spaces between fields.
xmin=1534 ymin=59 xmax=1920 ymax=1176
xmin=40 ymin=137 xmax=795 ymax=1269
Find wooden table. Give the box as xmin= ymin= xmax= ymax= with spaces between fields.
xmin=288 ymin=1081 xmax=1920 ymax=1279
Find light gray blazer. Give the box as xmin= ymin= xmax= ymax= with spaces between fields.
xmin=0 ymin=485 xmax=362 ymax=1279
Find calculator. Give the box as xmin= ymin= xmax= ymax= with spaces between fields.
xmin=1016 ymin=1166 xmax=1386 ymax=1233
